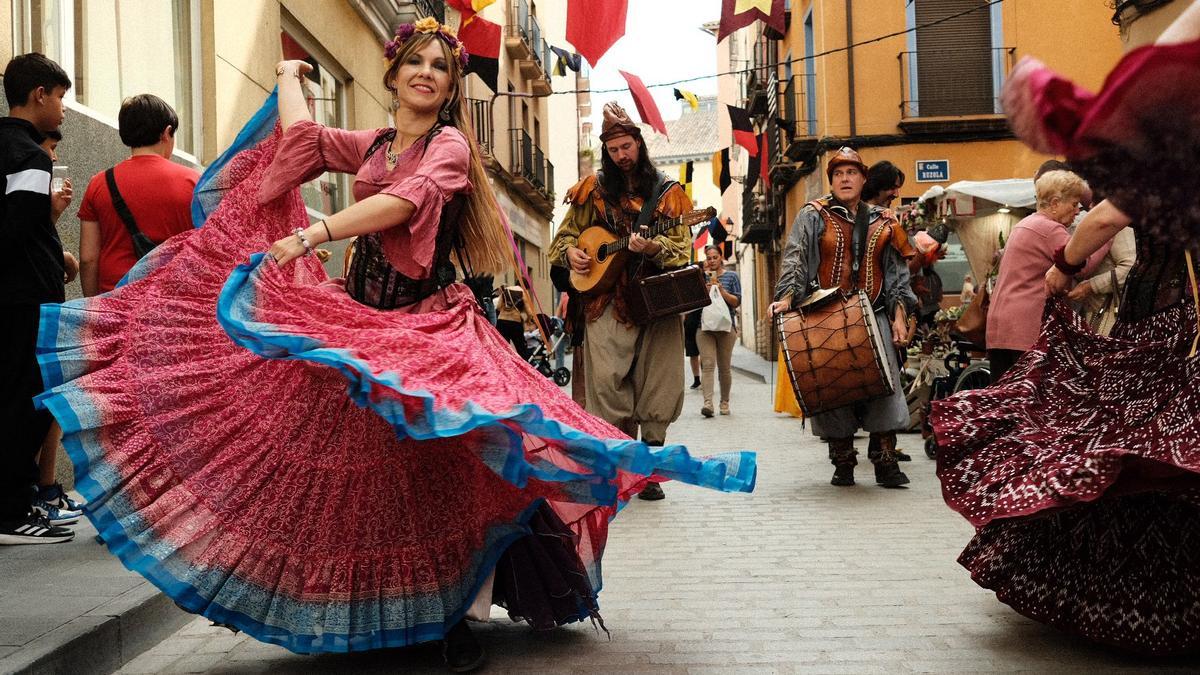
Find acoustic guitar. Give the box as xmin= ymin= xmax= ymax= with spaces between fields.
xmin=570 ymin=207 xmax=717 ymax=295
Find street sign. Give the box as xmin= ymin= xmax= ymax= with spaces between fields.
xmin=915 ymin=160 xmax=949 ymax=182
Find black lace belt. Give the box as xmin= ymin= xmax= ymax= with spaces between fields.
xmin=345 ymin=233 xmax=449 ymax=310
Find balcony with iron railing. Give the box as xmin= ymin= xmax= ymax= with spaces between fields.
xmin=505 ymin=0 xmax=551 ymax=91
xmin=414 ymin=0 xmax=445 ymax=23
xmin=898 ymin=47 xmax=1016 ymax=120
xmin=740 ymin=188 xmax=776 ymax=246
xmin=743 ymin=33 xmax=778 ymax=116
xmin=508 ymin=128 xmax=555 ymax=206
xmin=465 ymin=97 xmax=495 ymax=160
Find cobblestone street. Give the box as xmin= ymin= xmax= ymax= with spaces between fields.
xmin=116 ymin=372 xmax=1196 ymax=674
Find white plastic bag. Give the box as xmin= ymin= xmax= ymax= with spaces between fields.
xmin=700 ymin=284 xmax=732 ymax=332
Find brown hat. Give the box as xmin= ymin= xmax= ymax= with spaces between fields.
xmin=599 ymin=101 xmax=642 ymax=142
xmin=826 ymin=146 xmax=868 ymax=180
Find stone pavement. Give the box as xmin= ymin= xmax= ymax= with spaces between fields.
xmin=0 ymin=517 xmax=190 ymax=675
xmin=112 ymin=369 xmax=1198 ymax=674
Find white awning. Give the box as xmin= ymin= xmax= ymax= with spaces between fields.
xmin=941 ymin=178 xmax=1036 ymax=208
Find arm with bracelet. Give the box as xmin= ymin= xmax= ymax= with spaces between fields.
xmin=1045 ymin=199 xmax=1132 ymax=296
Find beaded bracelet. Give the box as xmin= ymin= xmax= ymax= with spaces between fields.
xmin=1052 ymin=245 xmax=1084 ymax=275
xmin=294 ymin=228 xmax=313 ymax=257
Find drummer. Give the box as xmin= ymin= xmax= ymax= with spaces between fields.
xmin=769 ymin=148 xmax=918 ymax=488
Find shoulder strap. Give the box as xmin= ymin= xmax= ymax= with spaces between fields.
xmin=363 ymin=128 xmax=397 ymax=161
xmin=104 ymin=168 xmax=144 ymax=241
xmin=634 ymin=173 xmax=669 ymax=229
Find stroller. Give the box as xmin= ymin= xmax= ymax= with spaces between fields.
xmin=525 ymin=314 xmax=571 ymax=387
xmin=912 ymin=317 xmax=991 ymax=459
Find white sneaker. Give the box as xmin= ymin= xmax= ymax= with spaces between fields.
xmin=32 ymin=499 xmax=82 ymax=526
xmin=0 ymin=513 xmax=75 ymax=545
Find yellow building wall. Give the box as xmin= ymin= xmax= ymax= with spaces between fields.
xmin=0 ymin=2 xmax=11 ymax=63
xmin=457 ymin=0 xmax=553 ymax=308
xmin=751 ymin=0 xmax=1127 ymax=358
xmin=785 ymin=0 xmax=1123 ymax=140
xmin=205 ymin=0 xmax=389 ymax=164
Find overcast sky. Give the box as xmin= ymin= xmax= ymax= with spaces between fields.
xmin=578 ymin=0 xmax=723 ymax=130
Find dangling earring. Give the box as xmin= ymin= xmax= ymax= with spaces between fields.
xmin=390 ymin=94 xmax=401 ymax=112
xmin=439 ymin=100 xmax=452 ymax=123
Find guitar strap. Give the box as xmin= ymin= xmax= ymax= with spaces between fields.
xmin=596 ymin=170 xmax=669 ymax=235
xmin=633 ymin=173 xmax=668 ymax=231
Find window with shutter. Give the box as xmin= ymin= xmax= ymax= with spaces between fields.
xmin=913 ymin=0 xmax=996 ymax=116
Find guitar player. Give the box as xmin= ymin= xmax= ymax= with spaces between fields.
xmin=548 ymin=101 xmax=693 ymax=502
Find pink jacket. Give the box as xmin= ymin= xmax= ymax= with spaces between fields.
xmin=986 ymin=212 xmax=1109 ymax=351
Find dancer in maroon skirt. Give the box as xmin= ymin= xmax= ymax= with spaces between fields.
xmin=930 ymin=0 xmax=1200 ymax=656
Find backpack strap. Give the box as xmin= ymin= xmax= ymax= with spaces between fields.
xmin=104 ymin=168 xmax=146 ymax=243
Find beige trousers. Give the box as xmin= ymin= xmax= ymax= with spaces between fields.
xmin=697 ymin=328 xmax=737 ymax=404
xmin=583 ymin=304 xmax=684 ymax=445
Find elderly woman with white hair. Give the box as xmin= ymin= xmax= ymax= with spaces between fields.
xmin=983 ymin=170 xmax=1110 ymax=381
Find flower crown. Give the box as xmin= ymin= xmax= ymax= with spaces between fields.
xmin=384 ymin=17 xmax=469 ymax=70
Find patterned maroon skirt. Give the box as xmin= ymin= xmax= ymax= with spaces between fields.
xmin=930 ymin=299 xmax=1200 ymax=655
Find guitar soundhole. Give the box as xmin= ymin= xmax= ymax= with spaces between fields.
xmin=595 ymin=245 xmax=608 ymax=263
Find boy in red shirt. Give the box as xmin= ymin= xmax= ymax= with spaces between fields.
xmin=78 ymin=94 xmax=198 ymax=295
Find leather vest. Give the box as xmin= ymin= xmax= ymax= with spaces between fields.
xmin=812 ymin=200 xmax=910 ymax=304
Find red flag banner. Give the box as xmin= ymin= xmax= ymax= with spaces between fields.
xmin=727 ymin=104 xmax=758 ymax=156
xmin=447 ymin=0 xmax=496 ymax=11
xmin=619 ymin=70 xmax=668 ymax=138
xmin=567 ymin=0 xmax=628 ymax=67
xmin=717 ymin=0 xmax=786 ymax=42
xmin=458 ymin=14 xmax=500 ymax=92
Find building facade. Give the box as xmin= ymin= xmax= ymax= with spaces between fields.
xmin=641 ymin=95 xmax=721 ymax=225
xmin=729 ymin=0 xmax=1125 ymax=359
xmin=4 ymin=0 xmax=587 ymax=309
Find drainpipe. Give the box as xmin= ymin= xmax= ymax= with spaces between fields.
xmin=845 ymin=0 xmax=857 ymax=138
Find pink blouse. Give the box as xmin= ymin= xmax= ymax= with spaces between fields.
xmin=257 ymin=120 xmax=473 ymax=280
xmin=986 ymin=212 xmax=1108 ymax=351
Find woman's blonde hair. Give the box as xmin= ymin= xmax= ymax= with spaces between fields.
xmin=383 ymin=31 xmax=510 ymax=274
xmin=1035 ymin=169 xmax=1088 ymax=210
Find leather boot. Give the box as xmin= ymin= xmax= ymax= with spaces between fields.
xmin=871 ymin=431 xmax=911 ymax=488
xmin=828 ymin=437 xmax=856 ymax=486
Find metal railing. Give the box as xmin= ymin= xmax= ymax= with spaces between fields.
xmin=414 ymin=0 xmax=444 ymax=23
xmin=898 ymin=47 xmax=1016 ymax=118
xmin=777 ymin=75 xmax=815 ymax=135
xmin=510 ymin=0 xmax=547 ymax=73
xmin=465 ymin=98 xmax=492 ymax=155
xmin=508 ymin=128 xmax=554 ymax=200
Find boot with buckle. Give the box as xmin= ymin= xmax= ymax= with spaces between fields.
xmin=871 ymin=431 xmax=911 ymax=488
xmin=828 ymin=437 xmax=856 ymax=486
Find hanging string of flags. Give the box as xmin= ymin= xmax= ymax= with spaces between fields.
xmin=674 ymin=88 xmax=699 ymax=112
xmin=566 ymin=0 xmax=629 ymax=68
xmin=447 ymin=0 xmax=497 ymax=12
xmin=717 ymin=0 xmax=786 ymax=42
xmin=679 ymin=161 xmax=694 ymax=199
xmin=619 ymin=70 xmax=669 ymax=138
xmin=550 ymin=46 xmax=583 ymax=76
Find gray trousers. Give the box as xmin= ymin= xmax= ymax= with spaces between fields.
xmin=809 ymin=308 xmax=909 ymax=439
xmin=583 ymin=304 xmax=684 ymax=445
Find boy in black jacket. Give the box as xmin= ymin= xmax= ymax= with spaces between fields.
xmin=0 ymin=53 xmax=76 ymax=545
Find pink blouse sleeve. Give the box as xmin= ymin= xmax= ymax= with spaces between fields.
xmin=258 ymin=121 xmax=381 ymax=204
xmin=376 ymin=128 xmax=473 ymax=279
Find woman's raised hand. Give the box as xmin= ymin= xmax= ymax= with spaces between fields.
xmin=275 ymin=60 xmax=313 ymax=81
